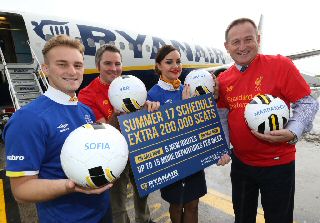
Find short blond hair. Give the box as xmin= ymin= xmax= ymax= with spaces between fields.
xmin=42 ymin=35 xmax=85 ymax=62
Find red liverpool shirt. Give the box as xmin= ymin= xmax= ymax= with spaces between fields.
xmin=218 ymin=54 xmax=311 ymax=166
xmin=79 ymin=77 xmax=113 ymax=121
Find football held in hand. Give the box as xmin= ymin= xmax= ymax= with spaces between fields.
xmin=60 ymin=123 xmax=129 ymax=188
xmin=108 ymin=75 xmax=147 ymax=113
xmin=184 ymin=69 xmax=215 ymax=97
xmin=244 ymin=94 xmax=289 ymax=134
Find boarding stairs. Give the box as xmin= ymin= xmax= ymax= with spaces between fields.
xmin=0 ymin=45 xmax=48 ymax=110
xmin=4 ymin=65 xmax=43 ymax=108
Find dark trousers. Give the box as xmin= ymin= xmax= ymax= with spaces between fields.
xmin=100 ymin=206 xmax=113 ymax=223
xmin=231 ymin=154 xmax=295 ymax=223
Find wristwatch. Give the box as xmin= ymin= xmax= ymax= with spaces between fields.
xmin=288 ymin=130 xmax=298 ymax=144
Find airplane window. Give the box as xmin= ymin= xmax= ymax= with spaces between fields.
xmin=129 ymin=43 xmax=134 ymax=50
xmin=146 ymin=45 xmax=150 ymax=52
xmin=99 ymin=40 xmax=106 ymax=46
xmin=137 ymin=44 xmax=142 ymax=52
xmin=119 ymin=42 xmax=125 ymax=50
xmin=153 ymin=46 xmax=158 ymax=54
xmin=45 ymin=34 xmax=54 ymax=41
xmin=87 ymin=38 xmax=95 ymax=47
xmin=75 ymin=37 xmax=83 ymax=43
xmin=108 ymin=41 xmax=115 ymax=46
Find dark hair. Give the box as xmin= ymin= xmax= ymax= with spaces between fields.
xmin=155 ymin=45 xmax=180 ymax=75
xmin=95 ymin=44 xmax=121 ymax=67
xmin=225 ymin=18 xmax=258 ymax=42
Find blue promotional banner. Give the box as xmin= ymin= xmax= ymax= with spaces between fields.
xmin=118 ymin=93 xmax=229 ymax=197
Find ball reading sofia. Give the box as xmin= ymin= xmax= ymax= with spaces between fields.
xmin=60 ymin=123 xmax=128 ymax=188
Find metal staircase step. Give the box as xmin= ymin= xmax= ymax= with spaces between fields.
xmin=18 ymin=99 xmax=34 ymax=107
xmin=16 ymin=92 xmax=41 ymax=100
xmin=9 ymin=73 xmax=35 ymax=80
xmin=13 ymin=85 xmax=40 ymax=93
xmin=7 ymin=68 xmax=35 ymax=74
xmin=1 ymin=46 xmax=47 ymax=110
xmin=6 ymin=63 xmax=36 ymax=70
xmin=12 ymin=79 xmax=37 ymax=86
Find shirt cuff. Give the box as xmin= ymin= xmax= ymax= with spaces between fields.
xmin=285 ymin=120 xmax=304 ymax=140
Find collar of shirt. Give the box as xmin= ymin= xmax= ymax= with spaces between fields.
xmin=44 ymin=86 xmax=78 ymax=105
xmin=236 ymin=64 xmax=248 ymax=72
xmin=158 ymin=79 xmax=181 ymax=91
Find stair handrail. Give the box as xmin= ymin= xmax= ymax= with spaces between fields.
xmin=0 ymin=46 xmax=21 ymax=110
xmin=27 ymin=41 xmax=49 ymax=90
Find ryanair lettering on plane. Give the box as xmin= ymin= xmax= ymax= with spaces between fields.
xmin=30 ymin=20 xmax=227 ymax=63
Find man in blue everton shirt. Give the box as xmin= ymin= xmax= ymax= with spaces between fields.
xmin=3 ymin=35 xmax=112 ymax=223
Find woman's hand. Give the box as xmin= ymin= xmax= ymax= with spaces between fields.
xmin=144 ymin=100 xmax=160 ymax=112
xmin=182 ymin=84 xmax=191 ymax=100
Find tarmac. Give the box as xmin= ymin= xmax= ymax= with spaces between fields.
xmin=1 ymin=133 xmax=320 ymax=223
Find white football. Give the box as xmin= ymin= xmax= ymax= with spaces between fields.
xmin=108 ymin=75 xmax=147 ymax=113
xmin=60 ymin=123 xmax=128 ymax=188
xmin=244 ymin=94 xmax=289 ymax=134
xmin=184 ymin=69 xmax=215 ymax=97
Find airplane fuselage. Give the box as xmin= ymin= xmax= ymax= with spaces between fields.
xmin=0 ymin=10 xmax=232 ymax=111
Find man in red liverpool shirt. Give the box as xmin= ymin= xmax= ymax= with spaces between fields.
xmin=217 ymin=18 xmax=319 ymax=223
xmin=79 ymin=44 xmax=158 ymax=223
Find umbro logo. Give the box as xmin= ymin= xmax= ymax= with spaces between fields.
xmin=84 ymin=114 xmax=93 ymax=124
xmin=7 ymin=155 xmax=25 ymax=161
xmin=57 ymin=123 xmax=70 ymax=133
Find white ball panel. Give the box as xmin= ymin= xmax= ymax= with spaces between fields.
xmin=244 ymin=94 xmax=289 ymax=133
xmin=108 ymin=75 xmax=147 ymax=112
xmin=185 ymin=70 xmax=215 ymax=97
xmin=60 ymin=123 xmax=129 ymax=188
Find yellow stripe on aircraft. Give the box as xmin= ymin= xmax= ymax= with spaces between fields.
xmin=0 ymin=179 xmax=7 ymax=223
xmin=83 ymin=64 xmax=222 ymax=75
xmin=123 ymin=65 xmax=155 ymax=71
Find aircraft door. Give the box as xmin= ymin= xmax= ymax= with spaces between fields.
xmin=0 ymin=23 xmax=17 ymax=63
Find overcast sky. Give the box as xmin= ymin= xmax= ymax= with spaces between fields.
xmin=1 ymin=0 xmax=319 ymax=74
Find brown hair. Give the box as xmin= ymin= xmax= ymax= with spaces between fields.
xmin=95 ymin=44 xmax=122 ymax=67
xmin=155 ymin=45 xmax=180 ymax=75
xmin=225 ymin=18 xmax=258 ymax=42
xmin=42 ymin=35 xmax=84 ymax=62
